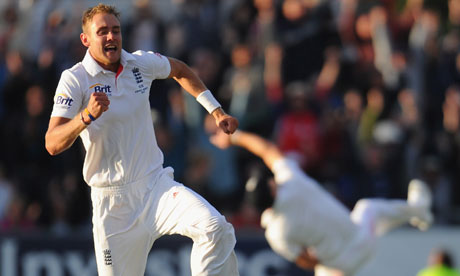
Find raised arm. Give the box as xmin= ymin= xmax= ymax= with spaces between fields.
xmin=167 ymin=57 xmax=238 ymax=134
xmin=210 ymin=130 xmax=284 ymax=170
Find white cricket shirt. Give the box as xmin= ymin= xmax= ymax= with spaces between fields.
xmin=51 ymin=49 xmax=171 ymax=187
xmin=261 ymin=158 xmax=365 ymax=271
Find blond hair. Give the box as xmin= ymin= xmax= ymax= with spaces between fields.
xmin=82 ymin=3 xmax=120 ymax=32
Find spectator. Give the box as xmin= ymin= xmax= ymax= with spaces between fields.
xmin=417 ymin=248 xmax=460 ymax=276
xmin=274 ymin=81 xmax=323 ymax=175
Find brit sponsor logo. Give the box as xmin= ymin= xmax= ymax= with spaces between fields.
xmin=54 ymin=93 xmax=73 ymax=109
xmin=90 ymin=83 xmax=112 ymax=96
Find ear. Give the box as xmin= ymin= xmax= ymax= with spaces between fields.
xmin=80 ymin=32 xmax=90 ymax=48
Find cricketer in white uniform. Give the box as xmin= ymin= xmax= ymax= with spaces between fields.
xmin=45 ymin=4 xmax=239 ymax=276
xmin=210 ymin=130 xmax=433 ymax=276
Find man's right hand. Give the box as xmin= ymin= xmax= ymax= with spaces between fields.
xmin=87 ymin=92 xmax=110 ymax=119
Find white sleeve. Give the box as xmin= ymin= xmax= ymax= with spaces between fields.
xmin=50 ymin=70 xmax=84 ymax=119
xmin=132 ymin=50 xmax=171 ymax=80
xmin=271 ymin=158 xmax=301 ymax=186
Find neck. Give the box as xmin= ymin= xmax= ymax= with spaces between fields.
xmin=98 ymin=61 xmax=119 ymax=73
xmin=88 ymin=50 xmax=120 ymax=73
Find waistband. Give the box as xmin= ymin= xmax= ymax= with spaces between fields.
xmin=90 ymin=167 xmax=167 ymax=197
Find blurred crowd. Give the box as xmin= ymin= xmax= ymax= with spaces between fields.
xmin=0 ymin=0 xmax=459 ymax=236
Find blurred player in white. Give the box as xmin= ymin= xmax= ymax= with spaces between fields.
xmin=210 ymin=129 xmax=433 ymax=276
xmin=45 ymin=4 xmax=239 ymax=276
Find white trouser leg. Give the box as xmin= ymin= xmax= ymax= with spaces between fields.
xmin=187 ymin=216 xmax=238 ymax=276
xmin=91 ymin=186 xmax=155 ymax=276
xmin=152 ymin=169 xmax=239 ymax=276
xmin=350 ymin=198 xmax=422 ymax=237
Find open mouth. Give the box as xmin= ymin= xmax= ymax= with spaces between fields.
xmin=104 ymin=45 xmax=117 ymax=53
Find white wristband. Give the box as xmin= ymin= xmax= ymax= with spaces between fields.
xmin=196 ymin=90 xmax=221 ymax=114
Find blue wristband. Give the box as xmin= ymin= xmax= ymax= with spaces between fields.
xmin=85 ymin=108 xmax=96 ymax=121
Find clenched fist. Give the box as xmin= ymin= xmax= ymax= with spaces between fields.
xmin=212 ymin=108 xmax=238 ymax=135
xmin=87 ymin=92 xmax=110 ymax=119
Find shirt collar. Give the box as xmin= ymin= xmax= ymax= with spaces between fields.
xmin=82 ymin=49 xmax=135 ymax=76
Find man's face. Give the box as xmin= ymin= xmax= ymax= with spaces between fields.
xmin=81 ymin=12 xmax=122 ymax=70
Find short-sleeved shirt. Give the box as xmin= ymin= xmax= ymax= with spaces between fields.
xmin=261 ymin=158 xmax=362 ymax=269
xmin=51 ymin=49 xmax=171 ymax=187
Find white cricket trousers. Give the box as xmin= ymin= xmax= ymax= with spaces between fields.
xmin=315 ymin=198 xmax=425 ymax=276
xmin=90 ymin=167 xmax=239 ymax=276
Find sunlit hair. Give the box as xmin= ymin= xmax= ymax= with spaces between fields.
xmin=81 ymin=3 xmax=120 ymax=32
